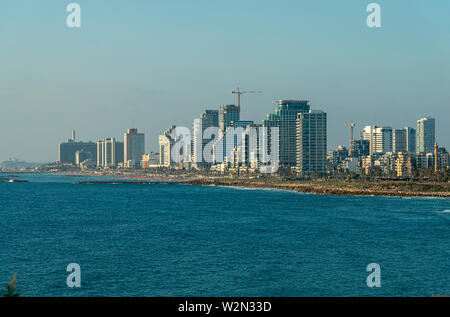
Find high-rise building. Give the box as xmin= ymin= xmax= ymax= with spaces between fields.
xmin=219 ymin=104 xmax=240 ymax=132
xmin=124 ymin=128 xmax=145 ymax=167
xmin=351 ymin=139 xmax=370 ymax=157
xmin=103 ymin=138 xmax=115 ymax=167
xmin=59 ymin=131 xmax=97 ymax=164
xmin=417 ymin=117 xmax=435 ymax=153
xmin=212 ymin=121 xmax=254 ymax=164
xmin=362 ymin=126 xmax=393 ymax=154
xmin=405 ymin=127 xmax=416 ymax=153
xmin=241 ymin=123 xmax=262 ymax=169
xmin=97 ymin=140 xmax=103 ymax=167
xmin=115 ymin=141 xmax=124 ymax=166
xmin=97 ymin=138 xmax=123 ymax=168
xmin=296 ymin=110 xmax=327 ymax=174
xmin=193 ymin=110 xmax=219 ymax=168
xmin=393 ymin=127 xmax=416 ymax=153
xmin=437 ymin=147 xmax=449 ymax=169
xmin=159 ymin=126 xmax=177 ymax=167
xmin=393 ymin=129 xmax=407 ymax=153
xmin=263 ymin=100 xmax=310 ymax=167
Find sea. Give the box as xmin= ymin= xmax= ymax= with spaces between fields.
xmin=0 ymin=173 xmax=449 ymax=297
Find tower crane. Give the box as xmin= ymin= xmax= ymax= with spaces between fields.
xmin=231 ymin=87 xmax=262 ymax=108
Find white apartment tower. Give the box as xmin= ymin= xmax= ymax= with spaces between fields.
xmin=417 ymin=117 xmax=435 ymax=153
xmin=362 ymin=126 xmax=393 ymax=154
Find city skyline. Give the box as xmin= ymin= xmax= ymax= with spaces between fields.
xmin=1 ymin=96 xmax=446 ymax=164
xmin=1 ymin=0 xmax=449 ymax=162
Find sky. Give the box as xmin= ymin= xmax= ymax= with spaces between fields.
xmin=0 ymin=0 xmax=449 ymax=162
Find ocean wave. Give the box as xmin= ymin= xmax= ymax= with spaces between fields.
xmin=400 ymin=196 xmax=449 ymax=201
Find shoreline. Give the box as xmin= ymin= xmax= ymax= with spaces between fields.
xmin=182 ymin=179 xmax=450 ymax=198
xmin=3 ymin=171 xmax=449 ymax=198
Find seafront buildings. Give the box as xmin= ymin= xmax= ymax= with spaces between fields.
xmin=219 ymin=104 xmax=240 ymax=132
xmin=158 ymin=125 xmax=177 ymax=168
xmin=351 ymin=140 xmax=370 ymax=158
xmin=55 ymin=99 xmax=447 ymax=178
xmin=58 ymin=130 xmax=97 ymax=164
xmin=325 ymin=114 xmax=447 ymax=176
xmin=362 ymin=126 xmax=393 ymax=154
xmin=124 ymin=128 xmax=145 ymax=168
xmin=141 ymin=152 xmax=159 ymax=169
xmin=240 ymin=123 xmax=263 ymax=169
xmin=296 ymin=110 xmax=327 ymax=174
xmin=417 ymin=117 xmax=435 ymax=153
xmin=392 ymin=127 xmax=416 ymax=154
xmin=263 ymin=100 xmax=311 ymax=168
xmin=96 ymin=138 xmax=124 ymax=168
xmin=193 ymin=110 xmax=219 ymax=169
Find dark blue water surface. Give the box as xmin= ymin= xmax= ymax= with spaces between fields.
xmin=0 ymin=173 xmax=449 ymax=297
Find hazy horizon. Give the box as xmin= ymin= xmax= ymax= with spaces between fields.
xmin=1 ymin=0 xmax=449 ymax=162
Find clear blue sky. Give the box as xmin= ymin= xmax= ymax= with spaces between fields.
xmin=1 ymin=0 xmax=449 ymax=162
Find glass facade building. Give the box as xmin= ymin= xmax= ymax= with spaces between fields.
xmin=263 ymin=100 xmax=310 ymax=167
xmin=296 ymin=110 xmax=327 ymax=174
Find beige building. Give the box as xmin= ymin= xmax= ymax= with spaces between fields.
xmin=159 ymin=126 xmax=177 ymax=168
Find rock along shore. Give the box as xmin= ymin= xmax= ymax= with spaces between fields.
xmin=183 ymin=179 xmax=450 ymax=198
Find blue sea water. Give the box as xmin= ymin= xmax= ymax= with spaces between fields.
xmin=0 ymin=173 xmax=449 ymax=297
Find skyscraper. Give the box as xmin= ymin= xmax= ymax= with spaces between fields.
xmin=393 ymin=127 xmax=416 ymax=153
xmin=115 ymin=141 xmax=124 ymax=166
xmin=219 ymin=104 xmax=240 ymax=132
xmin=263 ymin=100 xmax=310 ymax=167
xmin=97 ymin=138 xmax=123 ymax=168
xmin=417 ymin=117 xmax=435 ymax=153
xmin=212 ymin=121 xmax=254 ymax=164
xmin=193 ymin=110 xmax=219 ymax=168
xmin=104 ymin=138 xmax=115 ymax=167
xmin=97 ymin=140 xmax=103 ymax=167
xmin=241 ymin=123 xmax=262 ymax=168
xmin=393 ymin=129 xmax=407 ymax=153
xmin=59 ymin=131 xmax=96 ymax=164
xmin=405 ymin=126 xmax=416 ymax=154
xmin=123 ymin=128 xmax=145 ymax=167
xmin=362 ymin=126 xmax=393 ymax=154
xmin=296 ymin=110 xmax=327 ymax=174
